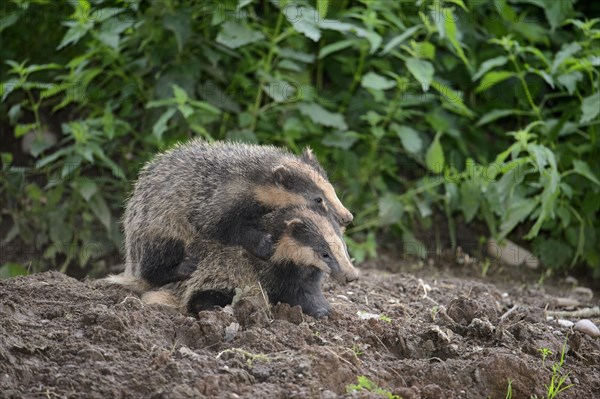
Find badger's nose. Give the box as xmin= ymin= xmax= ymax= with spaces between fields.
xmin=344 ymin=268 xmax=359 ymax=283
xmin=340 ymin=212 xmax=354 ymax=226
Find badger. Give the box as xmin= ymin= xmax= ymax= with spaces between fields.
xmin=123 ymin=139 xmax=353 ymax=287
xmin=112 ymin=205 xmax=358 ymax=318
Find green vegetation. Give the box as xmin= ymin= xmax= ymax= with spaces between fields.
xmin=505 ymin=378 xmax=513 ymax=399
xmin=346 ymin=375 xmax=401 ymax=399
xmin=539 ymin=340 xmax=574 ymax=399
xmin=500 ymin=341 xmax=574 ymax=399
xmin=1 ymin=0 xmax=599 ymax=277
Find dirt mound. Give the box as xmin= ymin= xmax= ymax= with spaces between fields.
xmin=1 ymin=269 xmax=599 ymax=398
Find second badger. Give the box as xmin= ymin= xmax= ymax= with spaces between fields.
xmin=124 ymin=140 xmax=354 ymax=287
xmin=140 ymin=205 xmax=358 ymax=318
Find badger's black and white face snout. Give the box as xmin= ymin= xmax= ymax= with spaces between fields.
xmin=318 ymin=234 xmax=358 ymax=284
xmin=272 ymin=207 xmax=359 ymax=284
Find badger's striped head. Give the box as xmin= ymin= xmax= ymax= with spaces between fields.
xmin=253 ymin=148 xmax=353 ymax=227
xmin=269 ymin=206 xmax=358 ymax=284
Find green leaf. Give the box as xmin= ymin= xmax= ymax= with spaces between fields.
xmin=530 ymin=69 xmax=555 ymax=88
xmin=321 ymin=131 xmax=360 ymax=150
xmin=551 ymin=42 xmax=581 ymax=73
xmin=216 ymin=21 xmax=265 ymax=49
xmin=298 ymin=103 xmax=348 ymax=130
xmin=0 ymin=263 xmax=28 ymax=279
xmin=580 ymin=92 xmax=600 ymax=124
xmin=472 ymin=56 xmax=508 ymax=81
xmin=146 ymin=98 xmax=177 ymax=108
xmin=537 ymin=239 xmax=573 ymax=269
xmin=572 ymin=160 xmax=600 ymax=185
xmin=76 ymin=179 xmax=98 ymax=201
xmin=477 ymin=109 xmax=521 ymax=127
xmin=475 ymin=71 xmax=515 ymax=93
xmin=391 ymin=124 xmax=423 ymax=154
xmin=14 ymin=123 xmax=37 ymax=138
xmin=278 ymin=48 xmax=315 ymax=63
xmin=178 ymin=104 xmax=194 ymax=118
xmin=460 ymin=181 xmax=480 ymax=222
xmin=378 ymin=194 xmax=403 ymax=226
xmin=172 ymin=84 xmax=188 ymax=104
xmin=57 ymin=22 xmax=92 ymax=50
xmin=413 ymin=41 xmax=436 ymax=60
xmin=8 ymin=104 xmax=21 ymax=125
xmin=319 ymin=20 xmax=381 ymax=53
xmin=89 ymin=193 xmax=112 ymax=232
xmin=445 ymin=0 xmax=468 ymax=11
xmin=286 ymin=6 xmax=321 ymax=41
xmin=381 ymin=26 xmax=420 ymax=55
xmin=163 ymin=12 xmax=191 ymax=52
xmin=442 ymin=7 xmax=472 ymax=71
xmin=1 ymin=78 xmax=19 ymax=102
xmin=425 ymin=132 xmax=444 ymax=173
xmin=263 ymin=81 xmax=296 ymax=102
xmin=188 ymin=99 xmax=221 ymax=114
xmin=317 ymin=0 xmax=328 ymax=18
xmin=431 ymin=81 xmax=475 ymax=119
xmin=405 ymin=58 xmax=434 ymax=91
xmin=97 ymin=29 xmax=119 ymax=50
xmin=319 ymin=39 xmax=356 ymax=59
xmin=361 ymin=72 xmax=396 ymax=90
xmin=556 ymin=72 xmax=583 ymax=95
xmin=499 ymin=197 xmax=538 ymax=239
xmin=152 ymin=108 xmax=177 ymax=140
xmin=544 ymin=0 xmax=575 ymax=31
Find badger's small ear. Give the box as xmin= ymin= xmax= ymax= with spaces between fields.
xmin=285 ymin=218 xmax=303 ymax=228
xmin=301 ymin=147 xmax=315 ymax=162
xmin=272 ymin=164 xmax=291 ymax=186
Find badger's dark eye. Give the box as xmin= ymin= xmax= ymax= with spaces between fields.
xmin=314 ymin=197 xmax=323 ymax=204
xmin=320 ymin=251 xmax=331 ymax=259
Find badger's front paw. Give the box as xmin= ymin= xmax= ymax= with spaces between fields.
xmin=175 ymin=258 xmax=198 ymax=280
xmin=311 ymin=307 xmax=331 ymax=318
xmin=303 ymin=299 xmax=331 ymax=318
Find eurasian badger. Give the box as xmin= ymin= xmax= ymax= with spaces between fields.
xmin=113 ymin=205 xmax=358 ymax=318
xmin=123 ymin=140 xmax=353 ymax=287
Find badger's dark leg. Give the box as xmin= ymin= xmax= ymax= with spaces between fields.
xmin=267 ymin=265 xmax=330 ymax=318
xmin=187 ymin=290 xmax=235 ymax=315
xmin=206 ymin=202 xmax=274 ymax=260
xmin=139 ymin=238 xmax=198 ymax=286
xmin=232 ymin=226 xmax=274 ymax=260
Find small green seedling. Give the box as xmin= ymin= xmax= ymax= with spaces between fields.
xmin=379 ymin=314 xmax=392 ymax=323
xmin=545 ymin=339 xmax=574 ymax=399
xmin=505 ymin=378 xmax=513 ymax=399
xmin=346 ymin=375 xmax=401 ymax=399
xmin=351 ymin=344 xmax=364 ymax=357
xmin=538 ymin=347 xmax=552 ymax=367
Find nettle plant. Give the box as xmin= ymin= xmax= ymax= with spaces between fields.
xmin=0 ymin=0 xmax=599 ymax=276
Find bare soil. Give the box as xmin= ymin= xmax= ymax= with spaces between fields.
xmin=1 ymin=259 xmax=599 ymax=399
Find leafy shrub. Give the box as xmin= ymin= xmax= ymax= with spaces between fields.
xmin=0 ymin=0 xmax=599 ymax=277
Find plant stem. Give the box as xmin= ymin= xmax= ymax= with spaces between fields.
xmin=339 ymin=46 xmax=367 ymax=114
xmin=250 ymin=10 xmax=284 ymax=132
xmin=25 ymin=89 xmax=43 ymax=136
xmin=511 ymin=57 xmax=542 ymax=120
